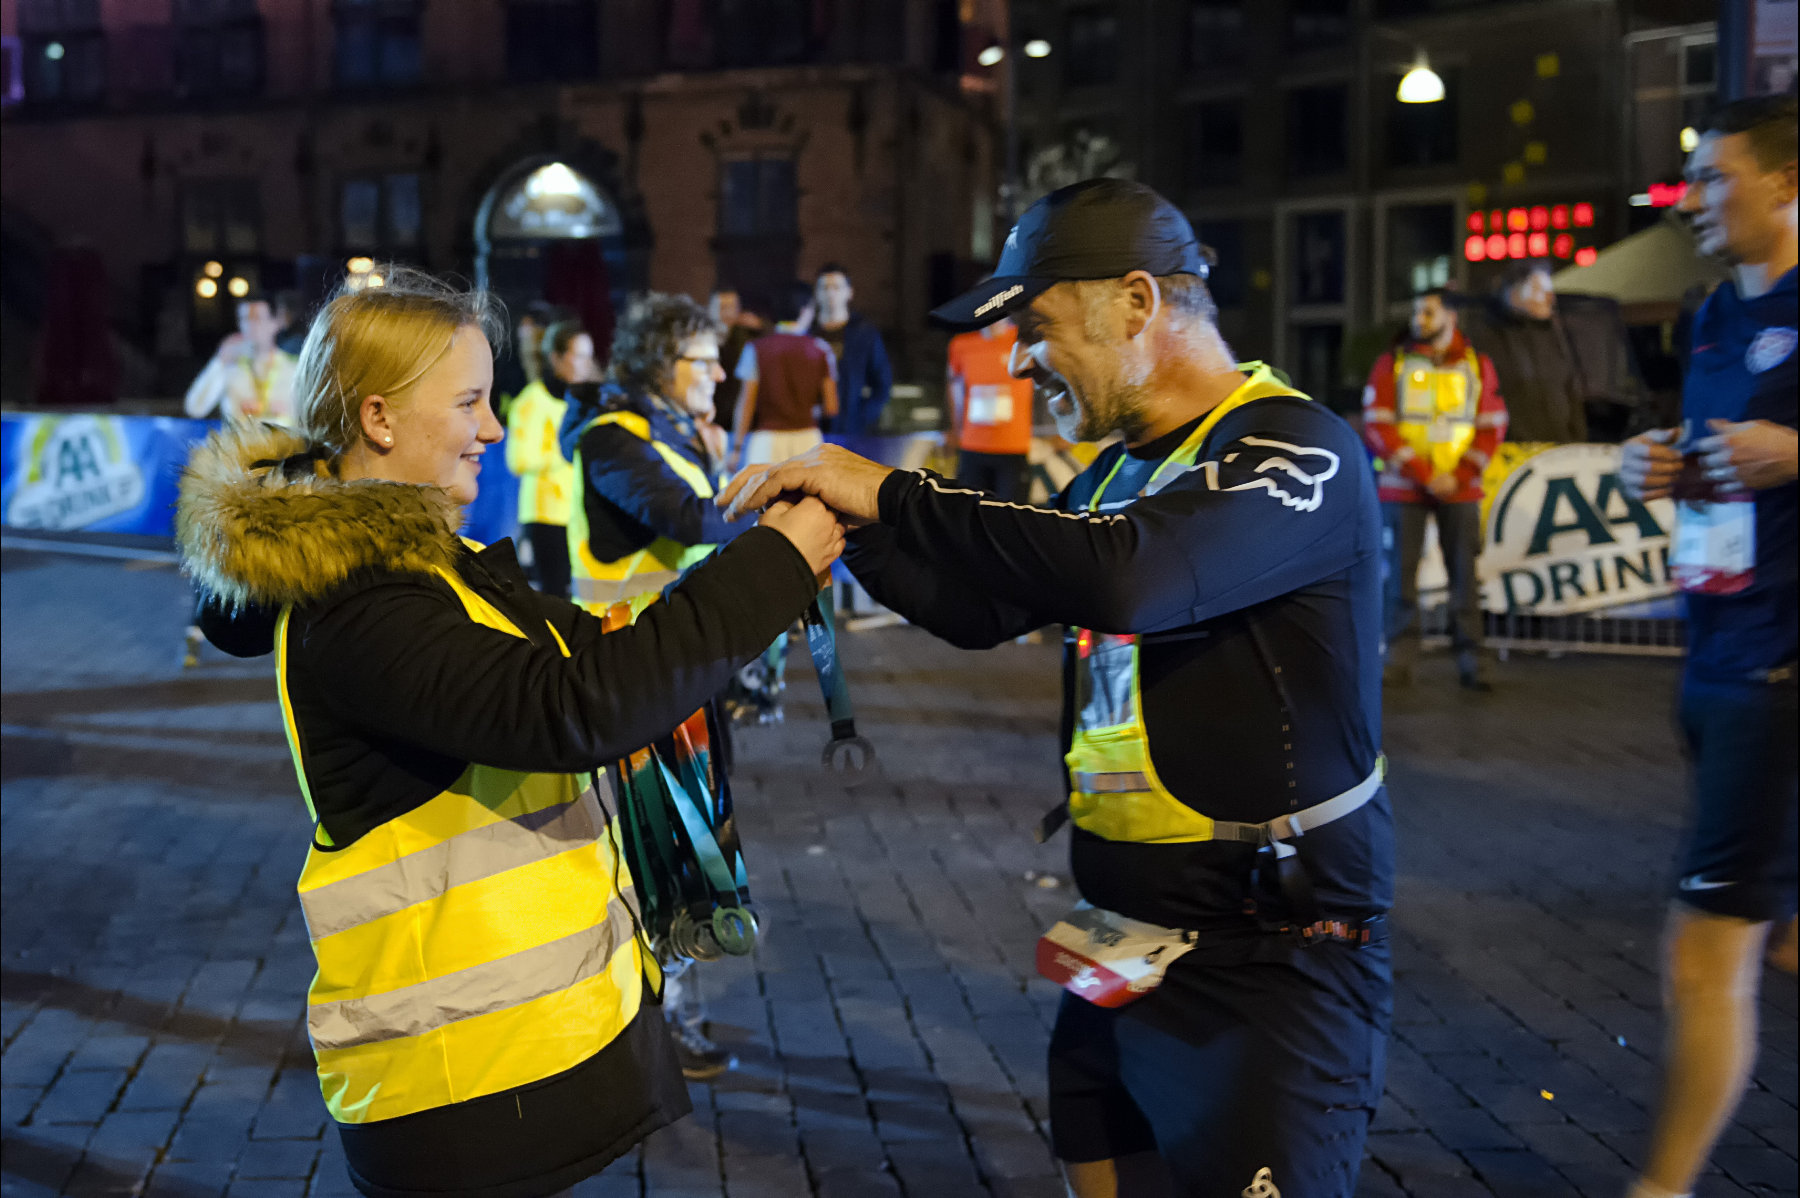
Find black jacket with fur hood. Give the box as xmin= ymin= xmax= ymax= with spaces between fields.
xmin=177 ymin=423 xmax=816 ymax=1198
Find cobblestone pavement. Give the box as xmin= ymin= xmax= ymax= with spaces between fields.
xmin=2 ymin=541 xmax=1794 ymax=1198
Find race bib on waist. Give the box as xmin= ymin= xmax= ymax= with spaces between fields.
xmin=1035 ymin=902 xmax=1196 ymax=1007
xmin=966 ymin=385 xmax=1013 ymax=427
xmin=1671 ymin=497 xmax=1755 ymax=595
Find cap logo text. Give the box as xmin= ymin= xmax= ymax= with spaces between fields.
xmin=975 ymin=284 xmax=1025 ymax=318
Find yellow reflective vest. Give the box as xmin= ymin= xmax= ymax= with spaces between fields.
xmin=1393 ymin=348 xmax=1481 ymax=479
xmin=276 ymin=557 xmax=652 ymax=1125
xmin=506 ymin=380 xmax=576 ymax=527
xmin=1064 ymin=364 xmax=1385 ymax=846
xmin=567 ymin=410 xmax=719 ymax=615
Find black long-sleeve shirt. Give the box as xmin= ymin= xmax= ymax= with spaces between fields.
xmin=844 ymin=396 xmax=1393 ymax=935
xmin=206 ymin=528 xmax=814 ymax=847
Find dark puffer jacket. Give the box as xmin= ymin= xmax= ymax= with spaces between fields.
xmin=178 ymin=422 xmax=816 ymax=1198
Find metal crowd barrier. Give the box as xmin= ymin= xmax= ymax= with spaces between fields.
xmin=1416 ymin=604 xmax=1686 ymax=657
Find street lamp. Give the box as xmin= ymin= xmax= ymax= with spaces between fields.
xmin=1397 ymin=58 xmax=1446 ymax=104
xmin=981 ymin=35 xmax=1053 ymax=225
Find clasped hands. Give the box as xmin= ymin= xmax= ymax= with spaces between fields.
xmin=720 ymin=445 xmax=897 ymax=581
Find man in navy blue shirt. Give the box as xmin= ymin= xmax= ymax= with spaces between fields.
xmin=1620 ymin=95 xmax=1797 ymax=1198
xmin=721 ymin=180 xmax=1392 ymax=1198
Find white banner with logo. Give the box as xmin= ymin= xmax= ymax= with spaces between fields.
xmin=1405 ymin=442 xmax=1679 ymax=617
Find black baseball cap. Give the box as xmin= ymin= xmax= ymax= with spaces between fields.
xmin=930 ymin=178 xmax=1210 ymax=331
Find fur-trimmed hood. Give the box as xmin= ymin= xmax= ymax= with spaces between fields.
xmin=177 ymin=422 xmax=463 ymax=609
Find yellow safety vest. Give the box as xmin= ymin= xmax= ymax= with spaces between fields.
xmin=567 ymin=410 xmax=719 ymax=614
xmin=276 ymin=557 xmax=652 ymax=1125
xmin=1394 ymin=349 xmax=1481 ymax=479
xmin=1064 ymin=364 xmax=1386 ymax=848
xmin=505 ymin=380 xmax=575 ymax=527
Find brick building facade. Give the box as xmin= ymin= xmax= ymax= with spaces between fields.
xmin=1 ymin=0 xmax=1002 ymax=406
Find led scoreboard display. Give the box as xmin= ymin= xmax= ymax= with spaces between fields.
xmin=1463 ymin=203 xmax=1600 ymax=266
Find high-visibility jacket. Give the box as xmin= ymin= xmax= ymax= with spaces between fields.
xmin=277 ymin=555 xmax=652 ymax=1126
xmin=1065 ymin=365 xmax=1385 ymax=848
xmin=506 ymin=379 xmax=576 ymax=527
xmin=567 ymin=410 xmax=718 ymax=613
xmin=1362 ymin=335 xmax=1508 ymax=505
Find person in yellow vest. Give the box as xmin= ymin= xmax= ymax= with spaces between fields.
xmin=558 ymin=294 xmax=745 ymax=617
xmin=504 ymin=321 xmax=593 ymax=599
xmin=1361 ymin=288 xmax=1509 ymax=691
xmin=558 ymin=291 xmax=761 ymax=1078
xmin=720 ymin=180 xmax=1393 ymax=1198
xmin=175 ymin=267 xmax=842 ymax=1198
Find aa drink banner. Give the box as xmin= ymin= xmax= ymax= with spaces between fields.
xmin=0 ymin=412 xmax=522 ymax=545
xmin=1402 ymin=442 xmax=1680 ymax=617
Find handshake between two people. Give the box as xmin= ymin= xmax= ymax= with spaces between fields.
xmin=724 ymin=444 xmax=897 ymax=583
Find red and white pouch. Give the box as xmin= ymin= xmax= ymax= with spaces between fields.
xmin=1035 ymin=902 xmax=1197 ymax=1008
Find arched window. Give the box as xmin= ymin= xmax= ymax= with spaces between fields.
xmin=488 ymin=162 xmax=621 ymax=241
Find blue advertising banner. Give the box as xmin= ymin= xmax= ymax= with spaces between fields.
xmin=1 ymin=411 xmax=213 ymax=535
xmin=0 ymin=411 xmax=525 ymax=545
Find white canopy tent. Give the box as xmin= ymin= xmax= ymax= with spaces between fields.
xmin=1553 ymin=213 xmax=1727 ymax=309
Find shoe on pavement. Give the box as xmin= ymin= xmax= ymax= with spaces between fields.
xmin=1458 ymin=671 xmax=1494 ymax=693
xmin=670 ymin=1022 xmax=735 ymax=1081
xmin=182 ymin=626 xmax=204 ymax=670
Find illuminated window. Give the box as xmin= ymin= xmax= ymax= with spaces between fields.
xmin=489 ymin=163 xmax=621 ymax=241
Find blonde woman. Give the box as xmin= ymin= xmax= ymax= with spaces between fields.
xmin=178 ymin=268 xmax=842 ymax=1198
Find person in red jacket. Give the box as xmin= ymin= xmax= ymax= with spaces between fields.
xmin=1363 ymin=288 xmax=1509 ymax=690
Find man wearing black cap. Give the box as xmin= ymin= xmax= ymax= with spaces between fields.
xmin=720 ymin=179 xmax=1393 ymax=1198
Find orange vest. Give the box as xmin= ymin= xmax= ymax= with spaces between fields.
xmin=949 ymin=327 xmax=1034 ymax=456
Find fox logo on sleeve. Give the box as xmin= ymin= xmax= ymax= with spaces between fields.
xmin=1196 ymin=437 xmax=1342 ymax=513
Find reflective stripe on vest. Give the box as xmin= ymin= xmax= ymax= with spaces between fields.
xmin=1063 ymin=364 xmax=1379 ymax=846
xmin=567 ymin=410 xmax=718 ymax=614
xmin=276 ymin=557 xmax=648 ymax=1125
xmin=1393 ymin=349 xmax=1481 ymax=478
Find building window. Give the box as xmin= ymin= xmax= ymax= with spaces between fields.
xmin=1288 ymin=0 xmax=1349 ymax=53
xmin=1385 ymin=204 xmax=1453 ymax=302
xmin=335 ymin=0 xmax=424 ymax=88
xmin=1291 ymin=210 xmax=1345 ymax=305
xmin=1185 ymin=100 xmax=1244 ymax=191
xmin=1195 ymin=219 xmax=1246 ymax=308
xmin=1064 ymin=7 xmax=1120 ymax=88
xmin=715 ymin=156 xmax=799 ymax=296
xmin=1187 ymin=0 xmax=1246 ymax=69
xmin=1679 ymin=39 xmax=1716 ymax=131
xmin=341 ymin=174 xmax=423 ymax=253
xmin=718 ymin=0 xmax=817 ymax=68
xmin=183 ymin=178 xmax=262 ymax=256
xmin=1289 ymin=323 xmax=1344 ymax=407
xmin=18 ymin=0 xmax=106 ymax=107
xmin=505 ymin=0 xmax=597 ymax=82
xmin=1387 ymin=68 xmax=1458 ymax=166
xmin=175 ymin=0 xmax=265 ymax=98
xmin=116 ymin=25 xmax=176 ymax=97
xmin=1286 ymin=84 xmax=1348 ymax=177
